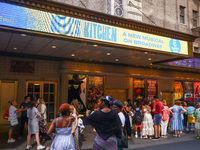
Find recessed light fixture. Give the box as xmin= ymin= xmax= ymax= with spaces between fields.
xmin=52 ymin=46 xmax=56 ymax=49
xmin=115 ymin=59 xmax=119 ymax=62
xmin=148 ymin=58 xmax=152 ymax=61
xmin=71 ymin=54 xmax=75 ymax=57
xmin=107 ymin=53 xmax=111 ymax=56
xmin=144 ymin=52 xmax=148 ymax=54
xmin=13 ymin=47 xmax=17 ymax=50
xmin=89 ymin=59 xmax=92 ymax=61
xmin=150 ymin=63 xmax=153 ymax=65
xmin=93 ymin=44 xmax=98 ymax=47
xmin=21 ymin=34 xmax=26 ymax=37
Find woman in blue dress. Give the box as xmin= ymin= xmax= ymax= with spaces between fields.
xmin=47 ymin=103 xmax=75 ymax=150
xmin=169 ymin=100 xmax=186 ymax=137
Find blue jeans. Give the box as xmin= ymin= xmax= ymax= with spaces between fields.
xmin=188 ymin=123 xmax=195 ymax=132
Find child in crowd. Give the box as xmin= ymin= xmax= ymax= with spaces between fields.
xmin=134 ymin=103 xmax=143 ymax=138
xmin=186 ymin=102 xmax=196 ymax=133
xmin=195 ymin=103 xmax=200 ymax=139
xmin=161 ymin=100 xmax=170 ymax=138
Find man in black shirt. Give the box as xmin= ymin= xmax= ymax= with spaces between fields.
xmin=19 ymin=96 xmax=31 ymax=139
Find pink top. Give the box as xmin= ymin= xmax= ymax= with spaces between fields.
xmin=162 ymin=106 xmax=170 ymax=121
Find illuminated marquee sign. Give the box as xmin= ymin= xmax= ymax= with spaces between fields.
xmin=0 ymin=2 xmax=188 ymax=55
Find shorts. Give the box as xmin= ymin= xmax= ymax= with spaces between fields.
xmin=153 ymin=114 xmax=162 ymax=125
xmin=9 ymin=122 xmax=15 ymax=130
xmin=135 ymin=123 xmax=142 ymax=128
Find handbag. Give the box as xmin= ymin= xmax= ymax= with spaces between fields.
xmin=194 ymin=112 xmax=197 ymax=117
xmin=117 ymin=131 xmax=128 ymax=148
xmin=10 ymin=119 xmax=18 ymax=126
xmin=3 ymin=109 xmax=9 ymax=120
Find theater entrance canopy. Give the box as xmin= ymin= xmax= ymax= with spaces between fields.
xmin=0 ymin=0 xmax=197 ymax=72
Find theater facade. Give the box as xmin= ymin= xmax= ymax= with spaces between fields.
xmin=0 ymin=0 xmax=199 ymax=124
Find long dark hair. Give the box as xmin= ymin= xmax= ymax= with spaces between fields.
xmin=30 ymin=100 xmax=37 ymax=109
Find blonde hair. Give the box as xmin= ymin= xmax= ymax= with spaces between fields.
xmin=38 ymin=98 xmax=45 ymax=104
xmin=70 ymin=105 xmax=75 ymax=113
xmin=124 ymin=101 xmax=128 ymax=106
xmin=71 ymin=99 xmax=79 ymax=111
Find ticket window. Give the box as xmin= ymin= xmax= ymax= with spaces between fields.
xmin=26 ymin=81 xmax=57 ymax=122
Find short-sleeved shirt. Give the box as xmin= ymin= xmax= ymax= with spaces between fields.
xmin=118 ymin=112 xmax=125 ymax=127
xmin=20 ymin=102 xmax=31 ymax=117
xmin=8 ymin=105 xmax=17 ymax=121
xmin=153 ymin=100 xmax=164 ymax=114
xmin=186 ymin=106 xmax=196 ymax=115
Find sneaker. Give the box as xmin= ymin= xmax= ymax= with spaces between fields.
xmin=164 ymin=135 xmax=168 ymax=138
xmin=135 ymin=134 xmax=138 ymax=138
xmin=46 ymin=147 xmax=50 ymax=150
xmin=151 ymin=137 xmax=159 ymax=140
xmin=196 ymin=136 xmax=200 ymax=139
xmin=26 ymin=145 xmax=32 ymax=149
xmin=7 ymin=138 xmax=15 ymax=143
xmin=140 ymin=135 xmax=142 ymax=139
xmin=37 ymin=145 xmax=45 ymax=150
xmin=143 ymin=135 xmax=148 ymax=139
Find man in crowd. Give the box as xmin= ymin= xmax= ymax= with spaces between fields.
xmin=152 ymin=96 xmax=164 ymax=140
xmin=19 ymin=96 xmax=31 ymax=139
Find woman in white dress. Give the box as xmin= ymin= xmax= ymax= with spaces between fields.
xmin=142 ymin=100 xmax=154 ymax=139
xmin=26 ymin=101 xmax=45 ymax=150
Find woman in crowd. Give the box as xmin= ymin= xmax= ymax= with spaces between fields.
xmin=195 ymin=103 xmax=200 ymax=139
xmin=113 ymin=100 xmax=125 ymax=150
xmin=86 ymin=96 xmax=122 ymax=150
xmin=142 ymin=100 xmax=154 ymax=139
xmin=8 ymin=100 xmax=23 ymax=143
xmin=123 ymin=101 xmax=132 ymax=140
xmin=186 ymin=102 xmax=196 ymax=133
xmin=37 ymin=98 xmax=47 ymax=142
xmin=47 ymin=103 xmax=75 ymax=150
xmin=70 ymin=104 xmax=79 ymax=150
xmin=169 ymin=100 xmax=186 ymax=137
xmin=26 ymin=101 xmax=45 ymax=150
xmin=182 ymin=102 xmax=188 ymax=132
xmin=161 ymin=100 xmax=170 ymax=138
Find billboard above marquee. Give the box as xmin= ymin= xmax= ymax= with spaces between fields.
xmin=0 ymin=2 xmax=188 ymax=55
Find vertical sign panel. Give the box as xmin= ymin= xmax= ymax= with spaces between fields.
xmin=147 ymin=80 xmax=157 ymax=101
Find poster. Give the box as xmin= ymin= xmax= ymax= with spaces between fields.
xmin=147 ymin=80 xmax=157 ymax=101
xmin=194 ymin=82 xmax=200 ymax=100
xmin=174 ymin=81 xmax=184 ymax=101
xmin=87 ymin=76 xmax=104 ymax=110
xmin=133 ymin=79 xmax=145 ymax=101
xmin=68 ymin=74 xmax=86 ymax=112
xmin=184 ymin=81 xmax=193 ymax=101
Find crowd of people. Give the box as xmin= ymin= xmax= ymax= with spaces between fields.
xmin=5 ymin=94 xmax=200 ymax=150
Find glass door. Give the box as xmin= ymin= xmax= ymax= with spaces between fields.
xmin=26 ymin=81 xmax=57 ymax=122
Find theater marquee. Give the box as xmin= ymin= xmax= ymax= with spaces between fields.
xmin=0 ymin=2 xmax=188 ymax=55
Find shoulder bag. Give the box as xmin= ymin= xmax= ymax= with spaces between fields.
xmin=117 ymin=131 xmax=128 ymax=148
xmin=10 ymin=119 xmax=18 ymax=126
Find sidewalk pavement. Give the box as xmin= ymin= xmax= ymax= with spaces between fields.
xmin=0 ymin=124 xmax=200 ymax=150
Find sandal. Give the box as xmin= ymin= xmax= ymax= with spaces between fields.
xmin=173 ymin=134 xmax=177 ymax=137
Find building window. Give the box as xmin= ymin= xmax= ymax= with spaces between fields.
xmin=180 ymin=6 xmax=185 ymax=24
xmin=193 ymin=10 xmax=198 ymax=27
xmin=107 ymin=0 xmax=124 ymax=17
xmin=194 ymin=47 xmax=199 ymax=53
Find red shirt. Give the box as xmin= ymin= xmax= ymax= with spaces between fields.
xmin=153 ymin=99 xmax=164 ymax=114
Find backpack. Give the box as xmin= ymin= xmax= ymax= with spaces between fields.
xmin=134 ymin=109 xmax=142 ymax=124
xmin=3 ymin=109 xmax=9 ymax=120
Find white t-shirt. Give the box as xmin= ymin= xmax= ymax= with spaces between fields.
xmin=8 ymin=105 xmax=17 ymax=121
xmin=118 ymin=112 xmax=125 ymax=127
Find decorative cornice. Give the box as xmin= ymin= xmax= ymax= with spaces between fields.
xmin=0 ymin=0 xmax=197 ymax=42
